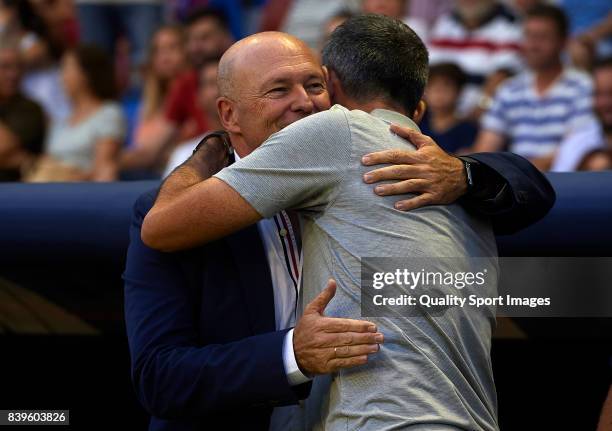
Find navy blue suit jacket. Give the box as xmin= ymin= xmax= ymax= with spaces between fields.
xmin=124 ymin=190 xmax=309 ymax=431
xmin=462 ymin=152 xmax=555 ymax=235
xmin=123 ymin=151 xmax=554 ymax=431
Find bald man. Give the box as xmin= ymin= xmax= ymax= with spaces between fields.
xmin=132 ymin=21 xmax=553 ymax=431
xmin=142 ymin=18 xmax=554 ymax=431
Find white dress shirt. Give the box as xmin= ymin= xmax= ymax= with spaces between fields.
xmin=234 ymin=152 xmax=310 ymax=387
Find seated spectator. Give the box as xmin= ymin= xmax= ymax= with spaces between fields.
xmin=120 ymin=25 xmax=187 ymax=175
xmin=139 ymin=8 xmax=232 ymax=164
xmin=362 ymin=0 xmax=427 ymax=40
xmin=553 ymin=57 xmax=612 ymax=171
xmin=21 ymin=0 xmax=75 ymax=124
xmin=319 ymin=9 xmax=354 ymax=52
xmin=163 ymin=58 xmax=222 ymax=177
xmin=0 ymin=43 xmax=46 ymax=181
xmin=562 ymin=1 xmax=612 ymax=70
xmin=421 ymin=63 xmax=478 ymax=154
xmin=473 ymin=5 xmax=598 ymax=171
xmin=428 ymin=0 xmax=523 ymax=114
xmin=259 ymin=0 xmax=358 ymax=49
xmin=510 ymin=0 xmax=544 ymax=17
xmin=407 ymin=0 xmax=452 ymax=27
xmin=0 ymin=0 xmax=50 ymax=70
xmin=24 ymin=44 xmax=125 ymax=182
xmin=75 ymin=0 xmax=163 ymax=89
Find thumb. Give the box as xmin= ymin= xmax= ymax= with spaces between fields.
xmin=390 ymin=124 xmax=431 ymax=150
xmin=304 ymin=279 xmax=337 ymax=315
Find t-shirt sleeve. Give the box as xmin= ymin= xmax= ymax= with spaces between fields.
xmin=568 ymin=80 xmax=598 ymax=134
xmin=214 ymin=108 xmax=351 ymax=218
xmin=93 ymin=104 xmax=126 ymax=142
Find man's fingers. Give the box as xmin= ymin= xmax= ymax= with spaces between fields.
xmin=304 ymin=279 xmax=337 ymax=315
xmin=363 ymin=164 xmax=424 ymax=184
xmin=361 ymin=149 xmax=420 ymax=166
xmin=319 ymin=316 xmax=377 ymax=333
xmin=389 ymin=124 xmax=433 ymax=150
xmin=393 ymin=193 xmax=435 ymax=212
xmin=328 ymin=355 xmax=369 ymax=371
xmin=318 ymin=331 xmax=384 ymax=348
xmin=332 ymin=343 xmax=380 ymax=358
xmin=373 ymin=179 xmax=428 ymax=197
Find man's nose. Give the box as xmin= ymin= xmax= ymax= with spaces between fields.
xmin=290 ymin=86 xmax=314 ymax=113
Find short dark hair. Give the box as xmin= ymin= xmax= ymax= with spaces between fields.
xmin=526 ymin=4 xmax=568 ymax=39
xmin=186 ymin=7 xmax=229 ymax=32
xmin=71 ymin=44 xmax=116 ymax=100
xmin=428 ymin=63 xmax=467 ymax=90
xmin=322 ymin=14 xmax=428 ymax=115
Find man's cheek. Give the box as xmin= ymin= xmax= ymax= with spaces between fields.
xmin=314 ymin=95 xmax=332 ymax=112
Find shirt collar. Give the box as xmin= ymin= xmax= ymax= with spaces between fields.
xmin=370 ymin=109 xmax=421 ymax=132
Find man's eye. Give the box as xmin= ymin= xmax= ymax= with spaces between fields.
xmin=268 ymin=87 xmax=287 ymax=95
xmin=308 ymin=83 xmax=324 ymax=91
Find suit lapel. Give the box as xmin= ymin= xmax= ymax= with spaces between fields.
xmin=226 ymin=225 xmax=276 ymax=334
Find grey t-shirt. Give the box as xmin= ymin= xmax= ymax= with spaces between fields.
xmin=215 ymin=105 xmax=499 ymax=431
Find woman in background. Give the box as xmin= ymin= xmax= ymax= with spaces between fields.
xmin=26 ymin=44 xmax=125 ymax=182
xmin=119 ymin=25 xmax=187 ymax=176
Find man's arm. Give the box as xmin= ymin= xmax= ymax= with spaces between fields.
xmin=142 ymin=132 xmax=260 ymax=251
xmin=126 ymin=191 xmax=383 ymax=418
xmin=472 ymin=129 xmax=506 ymax=153
xmin=144 ymin=109 xmax=351 ymax=252
xmin=361 ymin=126 xmax=556 ymax=234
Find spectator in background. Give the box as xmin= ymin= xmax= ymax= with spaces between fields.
xmin=562 ymin=1 xmax=612 ymax=70
xmin=510 ymin=0 xmax=543 ymax=17
xmin=163 ymin=57 xmax=221 ymax=177
xmin=140 ymin=8 xmax=232 ymax=166
xmin=553 ymin=57 xmax=612 ymax=171
xmin=0 ymin=0 xmax=50 ymax=70
xmin=421 ymin=63 xmax=478 ymax=154
xmin=168 ymin=0 xmax=262 ymax=40
xmin=75 ymin=0 xmax=163 ymax=88
xmin=0 ymin=43 xmax=46 ymax=181
xmin=120 ymin=25 xmax=187 ymax=176
xmin=319 ymin=10 xmax=354 ymax=52
xmin=428 ymin=0 xmax=523 ymax=115
xmin=21 ymin=0 xmax=75 ymax=124
xmin=24 ymin=44 xmax=125 ymax=182
xmin=408 ymin=0 xmax=452 ymax=27
xmin=259 ymin=0 xmax=359 ymax=49
xmin=362 ymin=0 xmax=427 ymax=40
xmin=473 ymin=5 xmax=597 ymax=171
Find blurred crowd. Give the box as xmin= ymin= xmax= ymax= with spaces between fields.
xmin=0 ymin=0 xmax=611 ymax=183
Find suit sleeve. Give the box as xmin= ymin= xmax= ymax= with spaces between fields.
xmin=459 ymin=152 xmax=556 ymax=235
xmin=123 ymin=190 xmax=309 ymax=420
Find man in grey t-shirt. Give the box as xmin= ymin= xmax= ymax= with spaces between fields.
xmin=143 ymin=15 xmax=499 ymax=431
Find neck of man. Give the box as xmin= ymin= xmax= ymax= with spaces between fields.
xmin=534 ymin=60 xmax=563 ymax=95
xmin=226 ymin=132 xmax=252 ymax=159
xmin=339 ymin=96 xmax=410 ymax=117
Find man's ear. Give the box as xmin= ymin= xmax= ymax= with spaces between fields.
xmin=322 ymin=65 xmax=334 ymax=99
xmin=327 ymin=68 xmax=347 ymax=104
xmin=217 ymin=97 xmax=240 ymax=134
xmin=412 ymin=100 xmax=426 ymax=124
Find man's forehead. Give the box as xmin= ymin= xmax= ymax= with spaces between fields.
xmin=237 ymin=47 xmax=323 ymax=87
xmin=258 ymin=60 xmax=324 ymax=84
